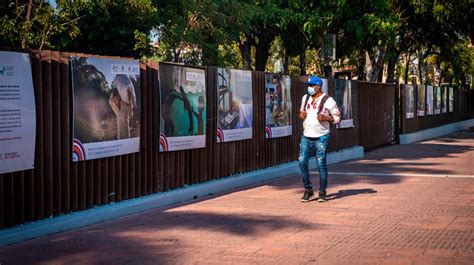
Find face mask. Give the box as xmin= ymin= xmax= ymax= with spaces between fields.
xmin=307 ymin=86 xmax=316 ymax=95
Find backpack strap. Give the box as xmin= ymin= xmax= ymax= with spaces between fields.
xmin=302 ymin=93 xmax=311 ymax=110
xmin=317 ymin=95 xmax=329 ymax=115
xmin=303 ymin=94 xmax=329 ymax=115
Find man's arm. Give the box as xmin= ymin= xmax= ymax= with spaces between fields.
xmin=299 ymin=95 xmax=308 ymax=120
xmin=317 ymin=98 xmax=341 ymax=124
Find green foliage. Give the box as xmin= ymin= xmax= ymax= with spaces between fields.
xmin=1 ymin=0 xmax=471 ymax=84
xmin=62 ymin=0 xmax=158 ymax=58
xmin=0 ymin=0 xmax=80 ymax=49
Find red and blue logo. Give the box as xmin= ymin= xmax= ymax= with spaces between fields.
xmin=73 ymin=139 xmax=85 ymax=161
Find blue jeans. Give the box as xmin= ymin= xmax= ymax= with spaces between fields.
xmin=298 ymin=134 xmax=329 ymax=192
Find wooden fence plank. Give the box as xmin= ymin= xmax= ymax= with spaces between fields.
xmin=122 ymin=154 xmax=129 ymax=200
xmin=86 ymin=160 xmax=93 ymax=208
xmin=4 ymin=174 xmax=14 ymax=227
xmin=60 ymin=52 xmax=71 ymax=214
xmin=101 ymin=158 xmax=109 ymax=204
xmin=115 ymin=156 xmax=122 ymax=202
xmin=93 ymin=159 xmax=101 ymax=205
xmin=32 ymin=51 xmax=44 ymax=220
xmin=129 ymin=154 xmax=136 ymax=199
xmin=41 ymin=50 xmax=54 ymax=218
xmin=51 ymin=51 xmax=62 ymax=216
xmin=0 ymin=174 xmax=3 ymax=227
xmin=14 ymin=172 xmax=25 ymax=225
xmin=24 ymin=170 xmax=34 ymax=222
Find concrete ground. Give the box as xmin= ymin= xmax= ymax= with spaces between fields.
xmin=0 ymin=131 xmax=473 ymax=264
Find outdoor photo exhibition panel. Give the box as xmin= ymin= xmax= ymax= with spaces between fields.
xmin=321 ymin=78 xmax=329 ymax=94
xmin=449 ymin=87 xmax=454 ymax=112
xmin=405 ymin=85 xmax=415 ymax=119
xmin=417 ymin=84 xmax=425 ymax=116
xmin=335 ymin=79 xmax=354 ymax=128
xmin=441 ymin=86 xmax=447 ymax=113
xmin=0 ymin=51 xmax=36 ymax=174
xmin=264 ymin=74 xmax=292 ymax=138
xmin=434 ymin=86 xmax=441 ymax=114
xmin=216 ymin=68 xmax=252 ymax=143
xmin=159 ymin=64 xmax=206 ymax=152
xmin=71 ymin=56 xmax=141 ymax=161
xmin=426 ymin=85 xmax=434 ymax=115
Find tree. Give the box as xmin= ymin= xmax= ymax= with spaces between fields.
xmin=0 ymin=0 xmax=80 ymax=50
xmin=61 ymin=0 xmax=158 ymax=58
xmin=388 ymin=0 xmax=473 ymax=85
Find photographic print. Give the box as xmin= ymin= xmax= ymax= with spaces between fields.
xmin=159 ymin=64 xmax=206 ymax=152
xmin=441 ymin=86 xmax=447 ymax=113
xmin=405 ymin=85 xmax=414 ymax=119
xmin=434 ymin=86 xmax=441 ymax=114
xmin=449 ymin=87 xmax=454 ymax=112
xmin=321 ymin=78 xmax=329 ymax=94
xmin=0 ymin=51 xmax=36 ymax=173
xmin=426 ymin=85 xmax=434 ymax=115
xmin=265 ymin=74 xmax=292 ymax=138
xmin=217 ymin=68 xmax=252 ymax=143
xmin=335 ymin=79 xmax=354 ymax=128
xmin=417 ymin=84 xmax=425 ymax=116
xmin=71 ymin=57 xmax=140 ymax=161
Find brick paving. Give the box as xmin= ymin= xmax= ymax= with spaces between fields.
xmin=0 ymin=131 xmax=473 ymax=264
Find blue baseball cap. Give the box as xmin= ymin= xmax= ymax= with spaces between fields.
xmin=305 ymin=76 xmax=323 ymax=86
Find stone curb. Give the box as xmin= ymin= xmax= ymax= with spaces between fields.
xmin=399 ymin=119 xmax=474 ymax=144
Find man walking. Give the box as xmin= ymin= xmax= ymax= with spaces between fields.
xmin=299 ymin=76 xmax=341 ymax=202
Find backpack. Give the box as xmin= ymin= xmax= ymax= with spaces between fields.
xmin=303 ymin=93 xmax=329 ymax=115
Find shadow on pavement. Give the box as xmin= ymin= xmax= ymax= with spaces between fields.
xmin=0 ymin=210 xmax=321 ymax=264
xmin=326 ymin=188 xmax=377 ymax=201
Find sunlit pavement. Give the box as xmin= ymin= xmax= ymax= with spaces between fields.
xmin=0 ymin=131 xmax=473 ymax=264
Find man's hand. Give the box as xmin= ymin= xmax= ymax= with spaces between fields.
xmin=299 ymin=111 xmax=307 ymax=120
xmin=317 ymin=114 xmax=334 ymax=123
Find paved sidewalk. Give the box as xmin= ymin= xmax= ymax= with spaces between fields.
xmin=0 ymin=131 xmax=473 ymax=264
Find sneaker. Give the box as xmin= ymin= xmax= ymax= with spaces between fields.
xmin=317 ymin=191 xmax=327 ymax=202
xmin=301 ymin=190 xmax=314 ymax=202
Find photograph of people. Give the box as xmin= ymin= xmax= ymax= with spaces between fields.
xmin=265 ymin=74 xmax=292 ymax=138
xmin=217 ymin=68 xmax=252 ymax=142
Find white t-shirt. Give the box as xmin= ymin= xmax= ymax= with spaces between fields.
xmin=300 ymin=93 xmax=340 ymax=138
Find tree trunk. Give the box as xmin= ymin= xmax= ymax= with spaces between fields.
xmin=299 ymin=50 xmax=306 ymax=75
xmin=386 ymin=50 xmax=398 ymax=83
xmin=404 ymin=52 xmax=411 ymax=84
xmin=283 ymin=54 xmax=289 ymax=74
xmin=357 ymin=50 xmax=365 ymax=80
xmin=238 ymin=37 xmax=252 ymax=70
xmin=417 ymin=49 xmax=423 ymax=85
xmin=255 ymin=38 xmax=272 ymax=72
xmin=369 ymin=47 xmax=386 ymax=83
xmin=21 ymin=0 xmax=34 ymax=49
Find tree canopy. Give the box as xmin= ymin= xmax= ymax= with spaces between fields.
xmin=0 ymin=0 xmax=472 ymax=86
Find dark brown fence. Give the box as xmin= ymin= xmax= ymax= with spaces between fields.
xmin=0 ymin=50 xmax=363 ymax=229
xmin=358 ymin=82 xmax=397 ymax=150
xmin=401 ymin=84 xmax=474 ymax=134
